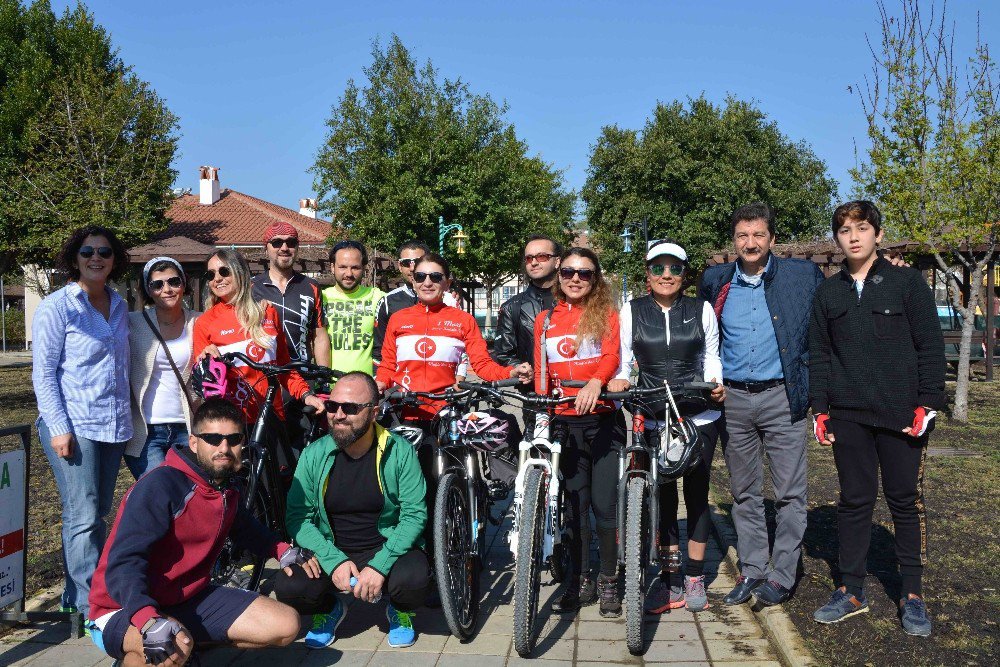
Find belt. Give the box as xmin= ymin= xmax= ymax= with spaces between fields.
xmin=723 ymin=378 xmax=785 ymax=393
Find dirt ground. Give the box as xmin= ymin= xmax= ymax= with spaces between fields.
xmin=710 ymin=378 xmax=999 ymax=667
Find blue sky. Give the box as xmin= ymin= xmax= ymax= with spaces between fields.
xmin=55 ymin=0 xmax=997 ymax=218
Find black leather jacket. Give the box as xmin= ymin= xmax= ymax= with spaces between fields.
xmin=491 ymin=283 xmax=555 ymax=366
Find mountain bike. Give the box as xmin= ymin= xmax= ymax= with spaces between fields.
xmin=382 ymin=378 xmax=522 ymax=640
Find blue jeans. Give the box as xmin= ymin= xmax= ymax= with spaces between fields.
xmin=124 ymin=423 xmax=188 ymax=479
xmin=39 ymin=417 xmax=126 ymax=619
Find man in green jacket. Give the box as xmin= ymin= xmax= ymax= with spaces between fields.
xmin=276 ymin=371 xmax=428 ymax=649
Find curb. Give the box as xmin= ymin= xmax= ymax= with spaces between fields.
xmin=709 ymin=500 xmax=817 ymax=667
xmin=0 ymin=586 xmax=62 ymax=634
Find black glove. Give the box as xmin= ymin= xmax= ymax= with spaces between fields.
xmin=141 ymin=617 xmax=182 ymax=665
xmin=278 ymin=545 xmax=309 ymax=569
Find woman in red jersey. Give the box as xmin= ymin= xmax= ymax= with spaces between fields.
xmin=533 ymin=247 xmax=623 ymax=618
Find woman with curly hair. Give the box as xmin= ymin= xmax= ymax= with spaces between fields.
xmin=532 ymin=247 xmax=624 ymax=617
xmin=32 ymin=225 xmax=132 ymax=623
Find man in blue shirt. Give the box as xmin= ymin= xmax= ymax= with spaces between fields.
xmin=699 ymin=203 xmax=824 ymax=607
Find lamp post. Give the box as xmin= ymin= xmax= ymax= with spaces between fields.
xmin=620 ymin=227 xmax=633 ymax=303
xmin=438 ymin=215 xmax=468 ymax=255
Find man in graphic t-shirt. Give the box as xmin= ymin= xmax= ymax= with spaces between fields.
xmin=322 ymin=240 xmax=385 ymax=375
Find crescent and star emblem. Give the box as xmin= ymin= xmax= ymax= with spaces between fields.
xmin=415 ymin=337 xmax=437 ymax=359
xmin=557 ymin=338 xmax=577 ymax=358
xmin=247 ymin=342 xmax=266 ymax=362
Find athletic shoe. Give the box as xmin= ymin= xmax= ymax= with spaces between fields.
xmin=813 ymin=589 xmax=870 ymax=624
xmin=386 ymin=603 xmax=417 ymax=647
xmin=644 ymin=577 xmax=685 ymax=614
xmin=552 ymin=575 xmax=597 ymax=614
xmin=598 ymin=574 xmax=622 ymax=618
xmin=684 ymin=575 xmax=709 ymax=612
xmin=900 ymin=596 xmax=932 ymax=637
xmin=305 ymin=597 xmax=347 ymax=649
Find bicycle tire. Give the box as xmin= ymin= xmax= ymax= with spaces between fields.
xmin=624 ymin=476 xmax=649 ymax=655
xmin=434 ymin=471 xmax=479 ymax=640
xmin=512 ymin=466 xmax=547 ymax=657
xmin=211 ymin=484 xmax=271 ymax=591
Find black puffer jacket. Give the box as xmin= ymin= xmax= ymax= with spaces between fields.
xmin=491 ymin=283 xmax=554 ymax=366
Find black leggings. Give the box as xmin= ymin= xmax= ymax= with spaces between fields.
xmin=659 ymin=421 xmax=719 ymax=548
xmin=557 ymin=411 xmax=626 ymax=578
xmin=274 ymin=548 xmax=431 ymax=613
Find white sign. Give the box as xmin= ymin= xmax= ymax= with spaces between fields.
xmin=0 ymin=450 xmax=25 ymax=608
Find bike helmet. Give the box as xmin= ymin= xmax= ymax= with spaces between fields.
xmin=391 ymin=424 xmax=426 ymax=449
xmin=191 ymin=356 xmax=229 ymax=399
xmin=456 ymin=411 xmax=509 ymax=453
xmin=656 ymin=417 xmax=703 ymax=481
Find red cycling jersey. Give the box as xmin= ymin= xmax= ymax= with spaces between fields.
xmin=533 ymin=301 xmax=621 ymax=416
xmin=192 ymin=301 xmax=310 ymax=424
xmin=376 ymin=302 xmax=513 ymax=420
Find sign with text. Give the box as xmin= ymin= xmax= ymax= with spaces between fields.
xmin=0 ymin=450 xmax=25 ymax=608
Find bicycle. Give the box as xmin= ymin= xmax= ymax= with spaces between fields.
xmin=382 ymin=378 xmax=522 ymax=640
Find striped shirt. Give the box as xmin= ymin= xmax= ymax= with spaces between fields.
xmin=32 ymin=282 xmax=132 ymax=442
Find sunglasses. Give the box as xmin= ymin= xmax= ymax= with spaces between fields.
xmin=559 ymin=267 xmax=595 ymax=281
xmin=194 ymin=432 xmax=245 ymax=447
xmin=325 ymin=400 xmax=377 ymax=415
xmin=268 ymin=237 xmax=299 ymax=249
xmin=524 ymin=252 xmax=556 ymax=264
xmin=413 ymin=271 xmax=445 ymax=284
xmin=205 ymin=266 xmax=232 ymax=281
xmin=148 ymin=276 xmax=183 ymax=291
xmin=398 ymin=257 xmax=424 ymax=268
xmin=648 ymin=263 xmax=685 ymax=277
xmin=79 ymin=246 xmax=114 ymax=259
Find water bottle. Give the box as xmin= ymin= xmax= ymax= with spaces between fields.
xmin=349 ymin=576 xmax=382 ymax=603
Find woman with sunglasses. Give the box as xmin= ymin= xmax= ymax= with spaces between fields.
xmin=124 ymin=257 xmax=200 ymax=479
xmin=533 ymin=247 xmax=623 ymax=617
xmin=32 ymin=225 xmax=132 ymax=625
xmin=608 ymin=240 xmax=726 ymax=614
xmin=193 ymin=249 xmax=326 ymax=426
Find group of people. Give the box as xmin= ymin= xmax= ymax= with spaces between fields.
xmin=31 ymin=198 xmax=945 ymax=665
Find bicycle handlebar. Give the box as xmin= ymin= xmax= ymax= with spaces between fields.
xmin=559 ymin=379 xmax=718 ymax=399
xmin=219 ymin=352 xmax=344 ymax=382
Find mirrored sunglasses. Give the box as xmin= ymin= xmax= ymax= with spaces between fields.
xmin=398 ymin=257 xmax=424 ymax=267
xmin=648 ymin=263 xmax=685 ymax=277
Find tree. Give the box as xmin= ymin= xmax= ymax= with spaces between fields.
xmin=0 ymin=1 xmax=179 ymax=277
xmin=312 ymin=35 xmax=574 ymax=324
xmin=852 ymin=0 xmax=999 ymax=422
xmin=583 ymin=95 xmax=838 ymax=284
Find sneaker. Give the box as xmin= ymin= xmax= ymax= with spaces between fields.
xmin=900 ymin=596 xmax=932 ymax=637
xmin=813 ymin=589 xmax=869 ymax=624
xmin=644 ymin=577 xmax=685 ymax=614
xmin=684 ymin=575 xmax=709 ymax=612
xmin=305 ymin=597 xmax=347 ymax=649
xmin=552 ymin=575 xmax=597 ymax=614
xmin=598 ymin=574 xmax=621 ymax=618
xmin=386 ymin=603 xmax=416 ymax=647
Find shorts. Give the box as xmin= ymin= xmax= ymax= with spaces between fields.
xmin=90 ymin=585 xmax=258 ymax=660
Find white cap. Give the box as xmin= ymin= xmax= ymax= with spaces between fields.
xmin=645 ymin=240 xmax=688 ymax=263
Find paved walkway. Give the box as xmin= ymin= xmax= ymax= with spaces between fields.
xmin=0 ymin=351 xmax=31 ymax=367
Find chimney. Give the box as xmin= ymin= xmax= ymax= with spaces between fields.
xmin=299 ymin=198 xmax=317 ymax=218
xmin=199 ymin=166 xmax=221 ymax=205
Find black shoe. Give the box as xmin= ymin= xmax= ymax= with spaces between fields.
xmin=552 ymin=575 xmax=596 ymax=614
xmin=724 ymin=576 xmax=766 ymax=605
xmin=597 ymin=574 xmax=622 ymax=618
xmin=751 ymin=580 xmax=791 ymax=607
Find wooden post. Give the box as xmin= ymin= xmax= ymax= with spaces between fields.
xmin=987 ymin=259 xmax=996 ymax=381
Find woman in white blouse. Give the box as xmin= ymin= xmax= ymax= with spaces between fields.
xmin=125 ymin=257 xmax=199 ymax=478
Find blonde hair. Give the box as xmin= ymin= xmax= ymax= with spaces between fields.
xmin=206 ymin=249 xmax=272 ymax=348
xmin=553 ymin=247 xmax=616 ymax=346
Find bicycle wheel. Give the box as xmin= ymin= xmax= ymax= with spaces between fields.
xmin=512 ymin=465 xmax=547 ymax=657
xmin=624 ymin=476 xmax=650 ymax=655
xmin=434 ymin=471 xmax=479 ymax=640
xmin=547 ymin=481 xmax=568 ymax=584
xmin=211 ymin=484 xmax=271 ymax=591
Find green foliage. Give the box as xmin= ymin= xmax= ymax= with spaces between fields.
xmin=0 ymin=1 xmax=179 ymax=272
xmin=582 ymin=95 xmax=837 ymax=281
xmin=312 ymin=35 xmax=575 ymax=300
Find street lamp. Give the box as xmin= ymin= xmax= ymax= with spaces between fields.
xmin=438 ymin=215 xmax=467 ymax=255
xmin=620 ymin=227 xmax=634 ymax=301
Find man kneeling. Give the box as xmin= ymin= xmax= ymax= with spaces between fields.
xmin=88 ymin=398 xmax=316 ymax=665
xmin=277 ymin=371 xmax=430 ymax=649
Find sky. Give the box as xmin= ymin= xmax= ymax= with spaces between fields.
xmin=53 ymin=0 xmax=999 ymax=218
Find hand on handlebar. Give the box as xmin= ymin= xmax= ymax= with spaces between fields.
xmin=510 ymin=362 xmax=533 ymax=384
xmin=376 ymin=379 xmax=388 ymax=393
xmin=197 ymin=344 xmax=221 ymax=362
xmin=574 ymin=378 xmax=603 ymax=414
xmin=606 ymin=379 xmax=630 ymax=393
xmin=709 ymin=377 xmax=726 ymax=404
xmin=303 ymin=393 xmax=326 ymax=415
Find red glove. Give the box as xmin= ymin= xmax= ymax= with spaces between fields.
xmin=813 ymin=413 xmax=830 ymax=445
xmin=908 ymin=407 xmax=937 ymax=437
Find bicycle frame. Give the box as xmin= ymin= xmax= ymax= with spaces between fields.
xmin=434 ymin=401 xmax=490 ymax=557
xmin=615 ymin=409 xmax=665 ymax=567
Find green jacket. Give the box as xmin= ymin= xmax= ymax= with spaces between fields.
xmin=285 ymin=424 xmax=427 ymax=576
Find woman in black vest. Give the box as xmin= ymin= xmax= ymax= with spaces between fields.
xmin=609 ymin=240 xmax=726 ymax=614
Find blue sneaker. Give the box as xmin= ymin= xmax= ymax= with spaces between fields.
xmin=386 ymin=603 xmax=416 ymax=648
xmin=900 ymin=596 xmax=932 ymax=637
xmin=814 ymin=589 xmax=869 ymax=624
xmin=305 ymin=597 xmax=347 ymax=649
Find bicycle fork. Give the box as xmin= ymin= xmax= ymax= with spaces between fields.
xmin=616 ymin=412 xmax=661 ymax=566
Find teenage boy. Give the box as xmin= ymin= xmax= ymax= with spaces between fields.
xmin=809 ymin=200 xmax=945 ymax=637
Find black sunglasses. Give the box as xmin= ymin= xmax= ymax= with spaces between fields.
xmin=325 ymin=400 xmax=377 ymax=415
xmin=205 ymin=266 xmax=232 ymax=281
xmin=398 ymin=257 xmax=424 ymax=268
xmin=148 ymin=276 xmax=184 ymax=291
xmin=648 ymin=263 xmax=685 ymax=277
xmin=268 ymin=237 xmax=299 ymax=249
xmin=79 ymin=245 xmax=114 ymax=259
xmin=194 ymin=432 xmax=245 ymax=447
xmin=413 ymin=271 xmax=445 ymax=284
xmin=559 ymin=267 xmax=595 ymax=281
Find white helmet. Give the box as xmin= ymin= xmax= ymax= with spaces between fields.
xmin=457 ymin=411 xmax=509 ymax=453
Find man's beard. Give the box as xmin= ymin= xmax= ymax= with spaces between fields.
xmin=196 ymin=449 xmax=239 ymax=485
xmin=272 ymin=254 xmax=295 ymax=270
xmin=331 ymin=420 xmax=371 ymax=449
xmin=335 ymin=274 xmax=359 ymax=292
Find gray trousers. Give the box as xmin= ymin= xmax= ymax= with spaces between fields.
xmin=720 ymin=385 xmax=807 ymax=589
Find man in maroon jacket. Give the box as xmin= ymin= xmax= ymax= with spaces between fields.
xmin=88 ymin=398 xmax=320 ymax=665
